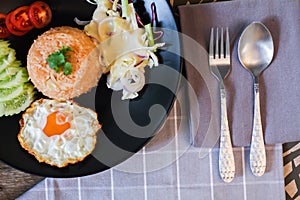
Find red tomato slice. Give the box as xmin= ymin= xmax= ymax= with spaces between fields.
xmin=5 ymin=13 xmax=28 ymax=36
xmin=0 ymin=14 xmax=11 ymax=39
xmin=9 ymin=6 xmax=34 ymax=32
xmin=28 ymin=1 xmax=52 ymax=29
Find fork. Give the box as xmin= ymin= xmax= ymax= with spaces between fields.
xmin=209 ymin=27 xmax=235 ymax=182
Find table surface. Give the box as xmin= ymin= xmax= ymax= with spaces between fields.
xmin=0 ymin=0 xmax=299 ymax=200
xmin=0 ymin=162 xmax=43 ymax=200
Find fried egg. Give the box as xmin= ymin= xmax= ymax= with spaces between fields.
xmin=18 ymin=98 xmax=101 ymax=168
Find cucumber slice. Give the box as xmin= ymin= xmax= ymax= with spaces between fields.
xmin=0 ymin=68 xmax=29 ymax=88
xmin=0 ymin=86 xmax=35 ymax=117
xmin=0 ymin=40 xmax=36 ymax=116
xmin=0 ymin=40 xmax=11 ymax=58
xmin=0 ymin=50 xmax=17 ymax=73
xmin=0 ymin=63 xmax=23 ymax=80
xmin=0 ymin=85 xmax=23 ymax=102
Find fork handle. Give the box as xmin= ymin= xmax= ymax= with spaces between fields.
xmin=219 ymin=88 xmax=235 ymax=182
xmin=250 ymin=83 xmax=266 ymax=176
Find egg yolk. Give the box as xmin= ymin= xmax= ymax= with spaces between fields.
xmin=43 ymin=111 xmax=71 ymax=137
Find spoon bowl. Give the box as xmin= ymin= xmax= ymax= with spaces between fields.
xmin=237 ymin=21 xmax=274 ymax=176
xmin=238 ymin=22 xmax=274 ymax=77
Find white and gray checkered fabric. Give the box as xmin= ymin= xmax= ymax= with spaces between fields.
xmin=17 ymin=94 xmax=285 ymax=200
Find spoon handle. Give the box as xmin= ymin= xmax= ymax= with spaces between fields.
xmin=250 ymin=83 xmax=266 ymax=176
xmin=219 ymin=88 xmax=235 ymax=182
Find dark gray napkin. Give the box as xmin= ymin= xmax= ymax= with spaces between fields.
xmin=179 ymin=0 xmax=300 ymax=147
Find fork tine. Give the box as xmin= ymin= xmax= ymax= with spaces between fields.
xmin=209 ymin=28 xmax=214 ymax=58
xmin=225 ymin=27 xmax=230 ymax=58
xmin=220 ymin=28 xmax=224 ymax=58
xmin=215 ymin=28 xmax=219 ymax=58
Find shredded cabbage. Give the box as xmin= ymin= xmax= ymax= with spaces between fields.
xmin=85 ymin=0 xmax=164 ymax=100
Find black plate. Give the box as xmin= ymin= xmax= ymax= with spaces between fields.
xmin=0 ymin=0 xmax=181 ymax=177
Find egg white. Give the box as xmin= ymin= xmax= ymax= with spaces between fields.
xmin=18 ymin=98 xmax=101 ymax=168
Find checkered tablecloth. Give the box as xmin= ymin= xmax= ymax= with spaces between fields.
xmin=17 ymin=148 xmax=285 ymax=200
xmin=17 ymin=82 xmax=285 ymax=200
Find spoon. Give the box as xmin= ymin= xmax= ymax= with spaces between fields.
xmin=237 ymin=21 xmax=274 ymax=176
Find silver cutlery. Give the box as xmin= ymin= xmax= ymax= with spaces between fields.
xmin=238 ymin=22 xmax=274 ymax=176
xmin=209 ymin=27 xmax=235 ymax=182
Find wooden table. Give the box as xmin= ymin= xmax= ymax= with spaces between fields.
xmin=0 ymin=161 xmax=43 ymax=200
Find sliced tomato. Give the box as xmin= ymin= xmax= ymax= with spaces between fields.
xmin=9 ymin=6 xmax=34 ymax=31
xmin=0 ymin=14 xmax=11 ymax=39
xmin=28 ymin=1 xmax=52 ymax=29
xmin=5 ymin=12 xmax=28 ymax=36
